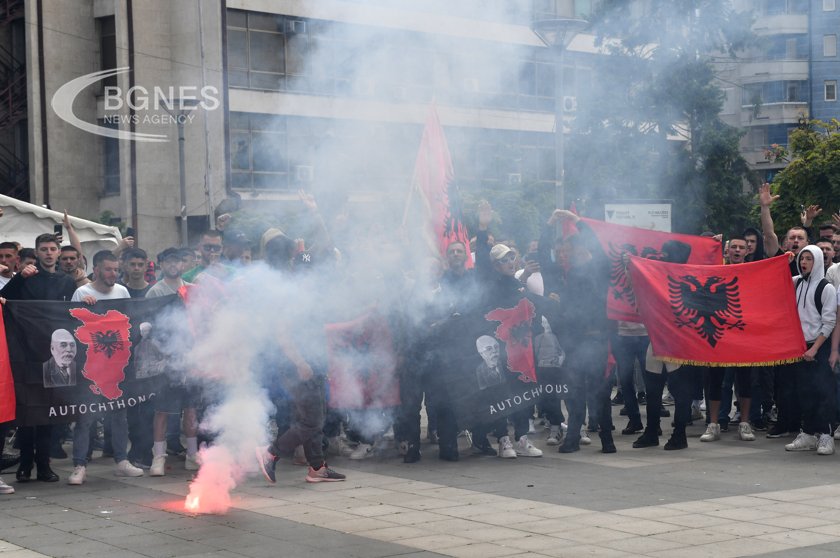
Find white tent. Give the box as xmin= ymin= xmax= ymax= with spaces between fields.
xmin=0 ymin=194 xmax=122 ymax=262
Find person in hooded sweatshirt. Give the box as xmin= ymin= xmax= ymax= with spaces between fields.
xmin=781 ymin=245 xmax=837 ymax=455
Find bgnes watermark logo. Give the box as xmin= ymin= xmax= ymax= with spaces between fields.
xmin=51 ymin=67 xmax=220 ymax=142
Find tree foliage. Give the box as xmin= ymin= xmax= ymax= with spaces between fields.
xmin=566 ymin=0 xmax=755 ymax=234
xmin=769 ymin=119 xmax=840 ymax=233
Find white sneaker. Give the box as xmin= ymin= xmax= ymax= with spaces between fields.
xmin=68 ymin=465 xmax=87 ymax=485
xmin=150 ymin=455 xmax=166 ymax=477
xmin=699 ymin=400 xmax=707 ymax=412
xmin=349 ymin=443 xmax=374 ymax=460
xmin=0 ymin=476 xmax=13 ymax=494
xmin=700 ymin=423 xmax=721 ymax=442
xmin=738 ymin=422 xmax=755 ymax=442
xmin=114 ymin=460 xmax=144 ymax=477
xmin=817 ymin=434 xmax=835 ymax=456
xmin=528 ymin=419 xmax=537 ymax=434
xmin=515 ymin=435 xmax=543 ymax=457
xmin=579 ymin=426 xmax=592 ymax=445
xmin=185 ymin=453 xmax=199 ymax=471
xmin=690 ymin=401 xmax=703 ymax=421
xmin=498 ymin=436 xmax=517 ymax=458
xmin=546 ymin=426 xmax=561 ymax=446
xmin=785 ymin=431 xmax=818 ymax=451
xmin=834 ymin=425 xmax=840 ymax=441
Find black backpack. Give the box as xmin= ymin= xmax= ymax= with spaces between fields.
xmin=795 ymin=277 xmax=830 ymax=313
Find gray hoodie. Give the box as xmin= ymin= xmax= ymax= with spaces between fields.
xmin=793 ymin=245 xmax=837 ymax=343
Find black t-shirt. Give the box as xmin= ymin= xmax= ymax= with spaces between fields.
xmin=122 ymin=283 xmax=152 ymax=299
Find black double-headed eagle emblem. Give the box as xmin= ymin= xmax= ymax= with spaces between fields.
xmin=608 ymin=243 xmax=664 ymax=305
xmin=668 ymin=275 xmax=745 ymax=347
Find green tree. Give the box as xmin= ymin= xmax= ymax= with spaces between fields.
xmin=567 ymin=0 xmax=755 ymax=234
xmin=768 ymin=119 xmax=840 ymax=234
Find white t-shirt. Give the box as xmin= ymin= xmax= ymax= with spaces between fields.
xmin=71 ymin=283 xmax=130 ymax=302
xmin=0 ymin=274 xmax=13 ymax=288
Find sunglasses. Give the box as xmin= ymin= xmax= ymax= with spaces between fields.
xmin=202 ymin=244 xmax=222 ymax=252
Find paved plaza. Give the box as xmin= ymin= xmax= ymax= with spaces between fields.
xmin=3 ymin=406 xmax=840 ymax=558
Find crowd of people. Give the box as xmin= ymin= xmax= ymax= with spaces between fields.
xmin=0 ymin=183 xmax=838 ymax=498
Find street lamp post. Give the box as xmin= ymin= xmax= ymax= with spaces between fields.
xmin=532 ymin=18 xmax=588 ymax=210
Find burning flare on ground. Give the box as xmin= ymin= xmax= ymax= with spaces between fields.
xmin=183 ymin=445 xmax=238 ymax=514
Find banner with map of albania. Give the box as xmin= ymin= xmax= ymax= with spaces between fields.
xmin=0 ymin=295 xmax=182 ymax=426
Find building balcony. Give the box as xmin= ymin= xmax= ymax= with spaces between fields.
xmin=740 ymin=102 xmax=808 ymax=127
xmin=739 ymin=60 xmax=808 ymax=83
xmin=751 ymin=14 xmax=808 ymax=36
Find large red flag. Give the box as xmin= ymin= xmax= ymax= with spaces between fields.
xmin=0 ymin=310 xmax=14 ymax=423
xmin=581 ymin=218 xmax=721 ymax=322
xmin=627 ymin=255 xmax=805 ymax=366
xmin=411 ymin=106 xmax=472 ymax=268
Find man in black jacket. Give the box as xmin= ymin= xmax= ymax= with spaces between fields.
xmin=1 ymin=233 xmax=77 ymax=483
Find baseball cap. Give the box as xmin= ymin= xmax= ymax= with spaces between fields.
xmin=489 ymin=244 xmax=514 ymax=261
xmin=157 ymin=247 xmax=181 ymax=262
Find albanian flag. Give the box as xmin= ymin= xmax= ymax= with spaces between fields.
xmin=627 ymin=255 xmax=805 ymax=366
xmin=3 ymin=296 xmax=180 ymax=426
xmin=581 ymin=218 xmax=721 ymax=322
xmin=324 ymin=311 xmax=400 ymax=410
xmin=411 ymin=105 xmax=473 ymax=268
xmin=0 ymin=310 xmax=14 ymax=423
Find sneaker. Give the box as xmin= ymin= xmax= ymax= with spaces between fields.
xmin=546 ymin=426 xmax=561 ymax=446
xmin=68 ymin=465 xmax=86 ymax=485
xmin=579 ymin=426 xmax=592 ymax=445
xmin=817 ymin=434 xmax=835 ymax=456
xmin=305 ymin=464 xmax=346 ymax=483
xmin=751 ymin=419 xmax=768 ymax=431
xmin=766 ymin=424 xmax=790 ymax=438
xmin=738 ymin=422 xmax=756 ymax=442
xmin=471 ymin=442 xmax=497 ymax=456
xmin=690 ymin=401 xmax=703 ymax=421
xmin=185 ymin=453 xmax=199 ymax=471
xmin=114 ymin=460 xmax=144 ymax=477
xmin=150 ymin=455 xmax=166 ymax=477
xmin=661 ymin=392 xmax=674 ymax=406
xmin=348 ymin=443 xmax=374 ymax=460
xmin=611 ymin=391 xmax=624 ymax=405
xmin=632 ymin=430 xmax=659 ymax=448
xmin=719 ymin=421 xmax=729 ymax=432
xmin=834 ymin=425 xmax=840 ymax=441
xmin=498 ymin=436 xmax=516 ymax=458
xmin=785 ymin=431 xmax=818 ymax=451
xmin=621 ymin=421 xmax=643 ymax=435
xmin=699 ymin=400 xmax=707 ymax=412
xmin=619 ymin=407 xmax=629 ymax=416
xmin=700 ymin=423 xmax=721 ymax=442
xmin=637 ymin=392 xmax=647 ymax=405
xmin=515 ymin=436 xmax=543 ymax=457
xmin=0 ymin=476 xmax=13 ymax=494
xmin=664 ymin=432 xmax=687 ymax=450
xmin=528 ymin=419 xmax=537 ymax=434
xmin=255 ymin=446 xmax=277 ymax=483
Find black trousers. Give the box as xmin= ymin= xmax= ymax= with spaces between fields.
xmin=17 ymin=425 xmax=52 ymax=470
xmin=777 ymin=343 xmax=835 ymax=435
xmin=644 ymin=366 xmax=696 ymax=435
xmin=127 ymin=402 xmax=155 ymax=465
xmin=269 ymin=377 xmax=326 ymax=468
xmin=564 ymin=334 xmax=612 ymax=444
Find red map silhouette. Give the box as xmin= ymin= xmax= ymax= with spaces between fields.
xmin=485 ymin=298 xmax=537 ymax=383
xmin=69 ymin=308 xmax=133 ymax=400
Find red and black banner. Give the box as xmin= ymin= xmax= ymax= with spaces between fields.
xmin=581 ymin=218 xmax=721 ymax=322
xmin=627 ymin=255 xmax=806 ymax=366
xmin=427 ymin=294 xmax=572 ymax=427
xmin=0 ymin=295 xmax=181 ymax=426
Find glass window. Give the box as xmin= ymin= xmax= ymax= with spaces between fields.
xmin=99 ymin=16 xmax=117 ymax=90
xmin=825 ymin=35 xmax=837 ymax=57
xmin=101 ymin=121 xmax=120 ymax=195
xmin=825 ymin=0 xmax=837 ymax=10
xmin=227 ymin=29 xmax=248 ymax=69
xmin=827 ymin=81 xmax=838 ymax=102
xmin=250 ymin=32 xmax=284 ymax=73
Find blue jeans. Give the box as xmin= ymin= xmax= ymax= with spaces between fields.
xmin=73 ymin=409 xmax=128 ymax=466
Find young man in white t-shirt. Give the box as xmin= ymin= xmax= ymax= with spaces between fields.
xmin=0 ymin=242 xmax=18 ymax=288
xmin=68 ymin=251 xmax=141 ymax=485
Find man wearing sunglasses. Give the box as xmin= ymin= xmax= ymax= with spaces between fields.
xmin=183 ymin=230 xmax=227 ymax=283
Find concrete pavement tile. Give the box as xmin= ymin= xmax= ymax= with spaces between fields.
xmin=290 ymin=508 xmax=361 ymax=524
xmin=73 ymin=522 xmax=155 ymax=539
xmin=501 ymin=535 xmax=564 ymax=552
xmin=255 ymin=503 xmax=318 ymax=518
xmin=751 ymin=542 xmax=840 ymax=557
xmin=354 ymin=525 xmax=429 ymax=542
xmin=559 ymin=513 xmax=631 ymax=528
xmin=800 ymin=497 xmax=840 ymax=510
xmin=749 ymin=489 xmax=818 ymax=502
xmin=329 ymin=516 xmax=400 ymax=533
xmin=610 ymin=505 xmax=685 ymax=520
xmin=382 ymin=510 xmax=446 ymax=525
xmin=396 ymin=534 xmax=477 ymax=551
xmin=456 ymin=526 xmax=533 ymax=542
xmin=308 ymin=496 xmax=368 ymax=511
xmin=708 ymin=537 xmax=797 ymax=557
xmin=604 ymin=519 xmax=683 ymax=536
xmin=166 ymin=523 xmax=242 ymax=541
xmin=705 ymin=507 xmax=783 ymax=521
xmin=436 ymin=542 xmax=524 ymax=558
xmin=467 ymin=511 xmax=547 ymax=526
xmin=545 ymin=526 xmax=636 ymax=544
xmin=702 ymin=494 xmax=772 ymax=507
xmin=597 ymin=534 xmax=685 ymax=554
xmin=175 ymin=552 xmax=244 ymax=558
xmin=27 ymin=541 xmax=142 ymax=557
xmin=0 ymin=541 xmax=23 ymax=551
xmin=660 ymin=500 xmax=729 ymax=513
xmin=0 ymin=517 xmax=38 ymax=528
xmin=655 ymin=513 xmax=731 ymax=528
xmin=758 ymin=530 xmax=840 ymax=547
xmin=712 ymin=521 xmax=788 ymax=537
xmin=433 ymin=505 xmax=488 ymax=519
xmin=343 ymin=504 xmax=408 ymax=517
xmin=415 ymin=519 xmax=490 ymax=535
xmin=807 ymin=523 xmax=840 ymax=537
xmin=522 ymin=506 xmax=585 ymax=519
xmin=803 ymin=508 xmax=840 ymax=521
xmin=650 ymin=527 xmax=738 ymax=545
xmin=752 ymin=501 xmax=831 ymax=515
xmin=535 ymin=544 xmax=627 ymax=557
xmin=753 ymin=513 xmax=834 ymax=529
xmin=0 ymin=551 xmax=52 ymax=558
xmin=227 ymin=495 xmax=285 ymax=511
xmin=199 ymin=533 xmax=285 ymax=551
